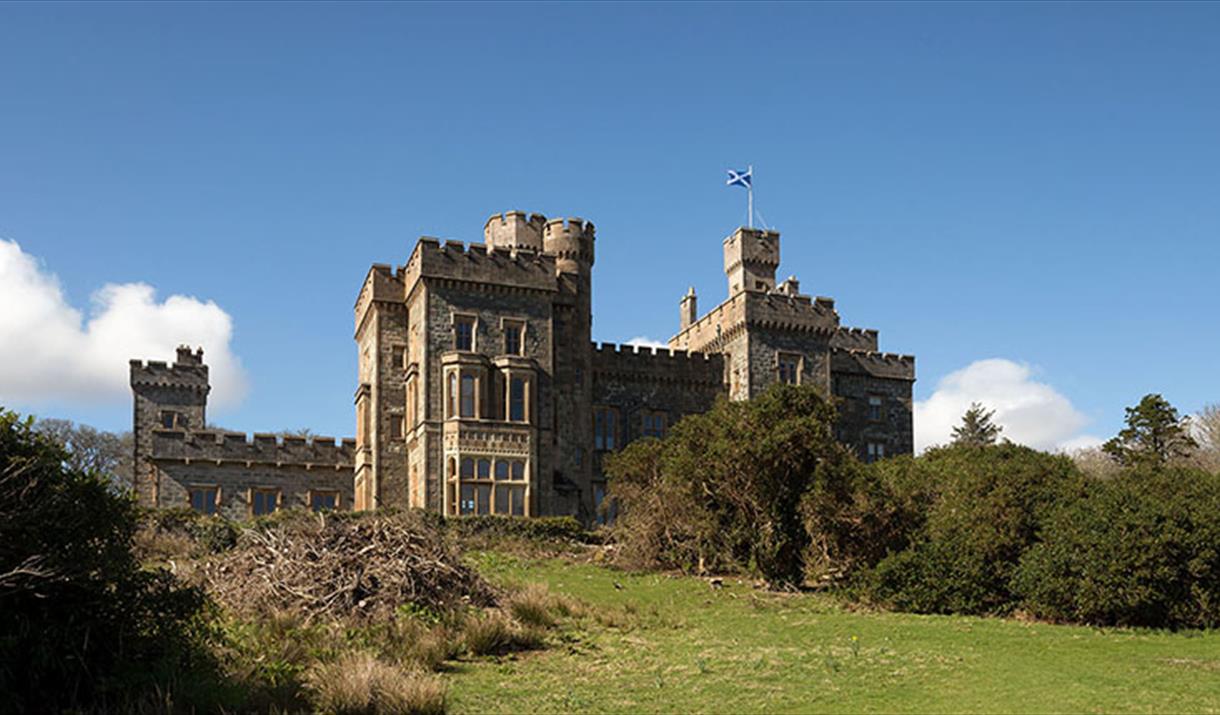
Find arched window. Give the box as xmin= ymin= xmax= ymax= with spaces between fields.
xmin=477 ymin=459 xmax=491 ymax=479
xmin=495 ymin=461 xmax=509 ymax=481
xmin=511 ymin=461 xmax=525 ymax=481
xmin=447 ymin=457 xmax=456 ymax=480
xmin=460 ymin=457 xmax=474 ymax=478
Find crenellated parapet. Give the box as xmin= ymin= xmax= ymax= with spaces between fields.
xmin=402 ymin=237 xmax=559 ymax=293
xmin=592 ymin=342 xmax=725 ymax=387
xmin=130 ymin=355 xmax=210 ymax=393
xmin=149 ymin=430 xmax=356 ymax=469
xmin=831 ymin=348 xmax=915 ymax=381
xmin=484 ymin=211 xmax=547 ymax=252
xmin=743 ymin=291 xmax=839 ymax=334
xmin=831 ymin=326 xmax=880 ymax=352
xmin=543 ymin=217 xmax=595 ymax=273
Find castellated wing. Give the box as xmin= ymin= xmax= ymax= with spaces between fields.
xmin=133 ymin=213 xmax=913 ymax=525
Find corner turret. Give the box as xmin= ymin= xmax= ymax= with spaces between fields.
xmin=723 ymin=227 xmax=780 ymax=295
xmin=543 ymin=217 xmax=595 ymax=276
xmin=484 ymin=210 xmax=546 ymax=252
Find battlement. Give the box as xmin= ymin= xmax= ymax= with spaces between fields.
xmin=831 ymin=347 xmax=915 ymax=381
xmin=149 ymin=429 xmax=356 ymax=468
xmin=542 ymin=216 xmax=596 ymax=241
xmin=400 ymin=237 xmax=558 ymax=293
xmin=592 ymin=341 xmax=724 ymax=387
xmin=831 ymin=326 xmax=880 ymax=352
xmin=129 ymin=356 xmax=210 ymax=391
xmin=484 ymin=211 xmax=546 ymax=251
xmin=543 ymin=217 xmax=595 ymax=271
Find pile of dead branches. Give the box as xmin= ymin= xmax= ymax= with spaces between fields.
xmin=201 ymin=512 xmax=496 ymax=621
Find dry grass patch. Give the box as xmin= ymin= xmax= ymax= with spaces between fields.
xmin=462 ymin=612 xmax=546 ymax=656
xmin=307 ymin=652 xmax=445 ymax=715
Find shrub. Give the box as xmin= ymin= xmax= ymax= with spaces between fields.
xmin=1016 ymin=467 xmax=1220 ymax=628
xmin=462 ymin=611 xmax=545 ymax=656
xmin=863 ymin=443 xmax=1085 ymax=615
xmin=448 ymin=514 xmax=590 ymax=543
xmin=507 ymin=583 xmax=559 ymax=628
xmin=608 ymin=385 xmax=859 ymax=589
xmin=0 ymin=409 xmax=216 ymax=712
xmin=306 ymin=651 xmax=445 ymax=715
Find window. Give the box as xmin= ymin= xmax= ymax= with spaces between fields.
xmin=504 ymin=321 xmax=524 ymax=356
xmin=189 ymin=486 xmax=217 ymax=515
xmin=447 ymin=372 xmax=457 ymax=418
xmin=407 ymin=380 xmax=417 ymax=426
xmin=778 ymin=354 xmax=801 ymax=385
xmin=509 ymin=377 xmax=526 ymax=422
xmin=310 ymin=490 xmax=339 ymax=511
xmin=477 ymin=459 xmax=491 ymax=480
xmin=460 ymin=374 xmax=476 ymax=417
xmin=643 ymin=411 xmax=668 ymax=439
xmin=509 ymin=485 xmax=526 ymax=516
xmin=495 ymin=485 xmax=509 ymax=514
xmin=252 ymin=488 xmax=279 ymax=516
xmin=454 ymin=316 xmax=475 ymax=351
xmin=476 ymin=484 xmax=491 ymax=515
xmin=511 ymin=461 xmax=525 ymax=481
xmin=160 ymin=411 xmax=178 ymax=429
xmin=866 ymin=442 xmax=886 ymax=464
xmin=460 ymin=483 xmax=475 ymax=514
xmin=391 ymin=345 xmax=405 ymax=370
xmin=868 ymin=395 xmax=884 ymax=422
xmin=495 ymin=461 xmax=509 ymax=480
xmin=594 ymin=483 xmax=608 ymax=525
xmin=460 ymin=457 xmax=474 ymax=479
xmin=594 ymin=407 xmax=619 ymax=450
xmin=390 ymin=414 xmax=404 ymax=440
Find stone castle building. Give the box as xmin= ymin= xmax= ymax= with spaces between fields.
xmin=132 ymin=212 xmax=913 ymax=523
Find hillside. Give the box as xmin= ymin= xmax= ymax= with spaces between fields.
xmin=453 ymin=553 xmax=1220 ymax=714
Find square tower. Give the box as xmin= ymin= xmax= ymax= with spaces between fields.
xmin=724 ymin=227 xmax=780 ymax=295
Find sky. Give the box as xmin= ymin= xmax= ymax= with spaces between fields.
xmin=1 ymin=2 xmax=1218 ymax=451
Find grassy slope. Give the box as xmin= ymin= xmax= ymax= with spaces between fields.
xmin=451 ymin=553 xmax=1220 ymax=714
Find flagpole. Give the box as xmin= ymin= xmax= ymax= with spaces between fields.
xmin=747 ymin=164 xmax=753 ymax=228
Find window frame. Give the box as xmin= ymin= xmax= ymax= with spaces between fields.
xmin=452 ymin=314 xmax=477 ymax=352
xmin=188 ymin=485 xmax=220 ymax=515
xmin=250 ymin=487 xmax=281 ymax=517
xmin=867 ymin=394 xmax=885 ymax=422
xmin=642 ymin=410 xmax=668 ymax=439
xmin=502 ymin=318 xmax=526 ymax=357
xmin=594 ymin=406 xmax=620 ymax=451
xmin=309 ymin=489 xmax=341 ymax=512
xmin=776 ymin=352 xmax=802 ymax=385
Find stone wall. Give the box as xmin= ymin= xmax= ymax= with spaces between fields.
xmin=147 ymin=431 xmax=354 ymax=519
xmin=831 ymin=348 xmax=916 ymax=459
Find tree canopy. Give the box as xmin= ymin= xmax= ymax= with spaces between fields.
xmin=951 ymin=403 xmax=1003 ymax=447
xmin=1102 ymin=394 xmax=1197 ymax=469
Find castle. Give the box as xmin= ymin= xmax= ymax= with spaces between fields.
xmin=132 ymin=212 xmax=914 ymax=523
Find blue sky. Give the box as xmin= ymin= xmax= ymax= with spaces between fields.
xmin=1 ymin=2 xmax=1217 ymax=448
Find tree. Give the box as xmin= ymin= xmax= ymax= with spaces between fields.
xmin=1193 ymin=403 xmax=1220 ymax=473
xmin=1 ymin=408 xmax=212 ymax=710
xmin=33 ymin=418 xmax=132 ymax=486
xmin=1102 ymin=394 xmax=1197 ymax=469
xmin=951 ymin=403 xmax=1003 ymax=447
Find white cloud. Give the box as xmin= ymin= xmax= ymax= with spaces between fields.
xmin=624 ymin=336 xmax=670 ymax=350
xmin=915 ymin=358 xmax=1100 ymax=453
xmin=0 ymin=239 xmax=246 ymax=411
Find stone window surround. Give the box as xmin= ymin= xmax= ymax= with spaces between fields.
xmin=249 ymin=486 xmax=281 ymax=517
xmin=501 ymin=317 xmax=527 ymax=357
xmin=867 ymin=394 xmax=885 ymax=422
xmin=452 ymin=312 xmax=478 ymax=352
xmin=776 ymin=352 xmax=803 ymax=385
xmin=188 ymin=483 xmax=220 ymax=514
xmin=443 ymin=353 xmax=536 ymax=425
xmin=641 ymin=409 xmax=668 ymax=439
xmin=309 ymin=489 xmax=341 ymax=511
xmin=593 ymin=405 xmax=620 ymax=451
xmin=444 ymin=454 xmax=530 ymax=517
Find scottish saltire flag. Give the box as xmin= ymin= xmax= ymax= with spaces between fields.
xmin=726 ymin=168 xmax=752 ymax=189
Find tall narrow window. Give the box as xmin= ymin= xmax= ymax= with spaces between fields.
xmin=460 ymin=483 xmax=475 ymax=514
xmin=509 ymin=377 xmax=526 ymax=422
xmin=461 ymin=374 xmax=476 ymax=418
xmin=477 ymin=459 xmax=491 ymax=480
xmin=867 ymin=395 xmax=884 ymax=422
xmin=390 ymin=414 xmax=404 ymax=440
xmin=391 ymin=345 xmax=405 ymax=370
xmin=778 ymin=354 xmax=800 ymax=385
xmin=594 ymin=407 xmax=619 ymax=450
xmin=407 ymin=380 xmax=417 ymax=426
xmin=866 ymin=442 xmax=886 ymax=464
xmin=504 ymin=321 xmax=524 ymax=356
xmin=495 ymin=461 xmax=509 ymax=481
xmin=510 ymin=485 xmax=525 ymax=515
xmin=454 ymin=316 xmax=475 ymax=351
xmin=511 ymin=461 xmax=525 ymax=481
xmin=447 ymin=373 xmax=457 ymax=418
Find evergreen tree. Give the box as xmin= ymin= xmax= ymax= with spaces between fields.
xmin=1102 ymin=394 xmax=1197 ymax=469
xmin=951 ymin=403 xmax=1003 ymax=447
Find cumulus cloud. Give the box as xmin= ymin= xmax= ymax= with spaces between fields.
xmin=915 ymin=358 xmax=1100 ymax=453
xmin=0 ymin=239 xmax=246 ymax=410
xmin=624 ymin=336 xmax=670 ymax=350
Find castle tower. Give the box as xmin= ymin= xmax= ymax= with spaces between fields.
xmin=542 ymin=217 xmax=597 ymax=517
xmin=723 ymin=227 xmax=780 ymax=295
xmin=484 ymin=211 xmax=546 ymax=252
xmin=129 ymin=346 xmax=210 ymax=505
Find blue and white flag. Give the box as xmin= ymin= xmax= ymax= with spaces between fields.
xmin=726 ymin=168 xmax=752 ymax=189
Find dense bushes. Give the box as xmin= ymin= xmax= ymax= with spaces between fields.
xmin=1016 ymin=468 xmax=1220 ymax=629
xmin=0 ymin=409 xmax=215 ymax=712
xmin=864 ymin=444 xmax=1085 ymax=615
xmin=606 ymin=385 xmax=879 ymax=588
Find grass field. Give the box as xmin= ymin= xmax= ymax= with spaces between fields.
xmin=450 ymin=553 xmax=1220 ymax=714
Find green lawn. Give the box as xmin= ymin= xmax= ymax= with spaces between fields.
xmin=450 ymin=553 xmax=1220 ymax=714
